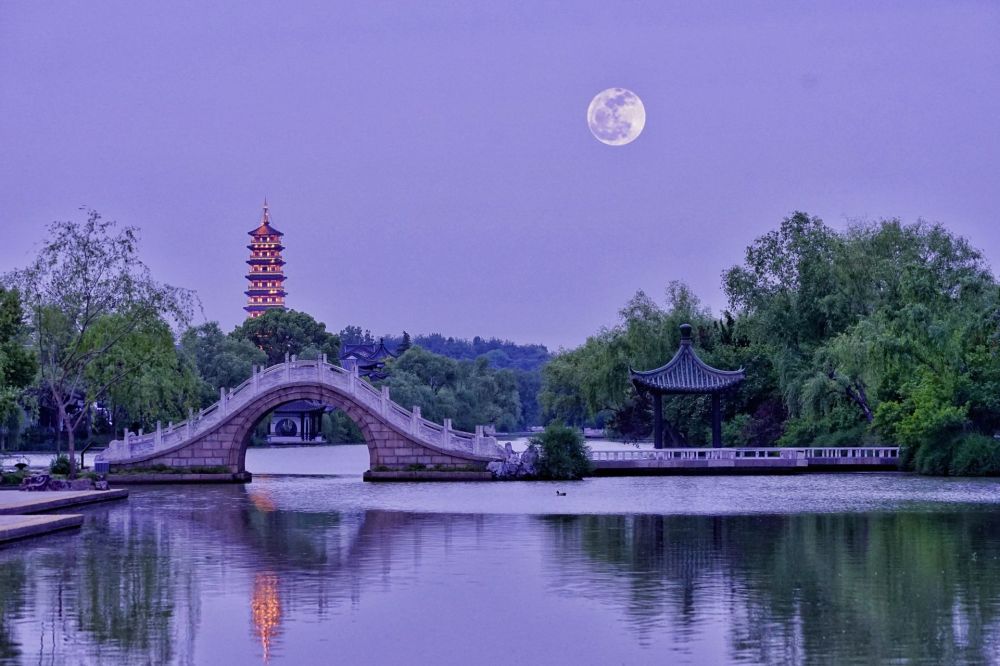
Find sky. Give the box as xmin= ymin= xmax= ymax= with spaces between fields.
xmin=1 ymin=1 xmax=998 ymax=350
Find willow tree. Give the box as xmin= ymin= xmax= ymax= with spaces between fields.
xmin=7 ymin=210 xmax=195 ymax=475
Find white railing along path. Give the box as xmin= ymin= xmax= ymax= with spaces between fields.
xmin=589 ymin=446 xmax=900 ymax=462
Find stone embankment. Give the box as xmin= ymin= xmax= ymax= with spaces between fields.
xmin=0 ymin=487 xmax=128 ymax=544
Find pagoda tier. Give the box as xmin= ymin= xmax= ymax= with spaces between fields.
xmin=244 ymin=200 xmax=288 ymax=318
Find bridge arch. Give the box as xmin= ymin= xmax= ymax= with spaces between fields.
xmin=230 ymin=383 xmax=390 ymax=473
xmin=100 ymin=359 xmax=502 ymax=474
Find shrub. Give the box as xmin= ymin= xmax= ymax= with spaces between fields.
xmin=533 ymin=423 xmax=592 ymax=480
xmin=1 ymin=471 xmax=28 ymax=486
xmin=913 ymin=439 xmax=955 ymax=476
xmin=949 ymin=434 xmax=1000 ymax=476
xmin=49 ymin=454 xmax=71 ymax=475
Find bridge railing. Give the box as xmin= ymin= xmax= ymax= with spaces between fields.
xmin=589 ymin=446 xmax=900 ymax=462
xmin=99 ymin=356 xmax=503 ymax=463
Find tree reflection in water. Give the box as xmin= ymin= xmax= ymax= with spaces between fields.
xmin=0 ymin=560 xmax=26 ymax=661
xmin=3 ymin=483 xmax=1000 ymax=664
xmin=543 ymin=512 xmax=1000 ymax=664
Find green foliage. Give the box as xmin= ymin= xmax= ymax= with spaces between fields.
xmin=397 ymin=331 xmax=412 ymax=355
xmin=0 ymin=288 xmax=36 ymax=428
xmin=540 ymin=282 xmax=771 ymax=444
xmin=541 ymin=213 xmax=1000 ymax=475
xmin=948 ymin=434 xmax=1000 ymax=476
xmin=532 ymin=423 xmax=592 ymax=480
xmin=384 ymin=347 xmax=521 ymax=432
xmin=0 ymin=287 xmax=38 ymax=450
xmin=180 ymin=322 xmax=267 ymax=405
xmin=321 ymin=410 xmax=364 ymax=443
xmin=49 ymin=454 xmax=71 ymax=475
xmin=88 ymin=314 xmax=203 ymax=432
xmin=384 ymin=332 xmax=551 ymax=372
xmin=0 ymin=471 xmax=28 ymax=486
xmin=6 ymin=210 xmax=195 ymax=475
xmin=232 ymin=309 xmax=339 ymax=366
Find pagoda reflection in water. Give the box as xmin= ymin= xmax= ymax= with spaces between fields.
xmin=251 ymin=572 xmax=283 ymax=663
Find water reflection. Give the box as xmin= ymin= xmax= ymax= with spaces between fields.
xmin=545 ymin=512 xmax=1000 ymax=664
xmin=251 ymin=572 xmax=282 ymax=663
xmin=0 ymin=482 xmax=999 ymax=664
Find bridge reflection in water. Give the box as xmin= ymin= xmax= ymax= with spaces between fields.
xmin=1 ymin=480 xmax=999 ymax=664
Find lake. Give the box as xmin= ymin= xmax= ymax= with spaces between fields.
xmin=2 ymin=444 xmax=1000 ymax=664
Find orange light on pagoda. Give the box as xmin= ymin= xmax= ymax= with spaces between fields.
xmin=244 ymin=199 xmax=288 ymax=319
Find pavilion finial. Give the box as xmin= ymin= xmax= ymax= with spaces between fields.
xmin=679 ymin=323 xmax=693 ymax=343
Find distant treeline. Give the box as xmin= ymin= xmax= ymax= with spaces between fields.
xmin=340 ymin=327 xmax=551 ymax=373
xmin=340 ymin=326 xmax=551 ymax=429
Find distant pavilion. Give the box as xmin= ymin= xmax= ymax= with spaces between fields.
xmin=630 ymin=324 xmax=745 ymax=449
xmin=340 ymin=339 xmax=398 ymax=380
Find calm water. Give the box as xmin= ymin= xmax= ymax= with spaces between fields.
xmin=2 ymin=446 xmax=1000 ymax=665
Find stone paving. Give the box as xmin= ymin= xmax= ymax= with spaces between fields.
xmin=0 ymin=489 xmax=128 ymax=515
xmin=0 ymin=514 xmax=83 ymax=544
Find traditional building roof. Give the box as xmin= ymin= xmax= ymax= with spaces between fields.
xmin=272 ymin=399 xmax=330 ymax=415
xmin=340 ymin=339 xmax=398 ymax=380
xmin=629 ymin=324 xmax=745 ymax=394
xmin=248 ymin=199 xmax=283 ymax=236
xmin=341 ymin=339 xmax=397 ymax=362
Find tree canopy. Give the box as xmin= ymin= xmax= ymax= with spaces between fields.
xmin=181 ymin=322 xmax=267 ymax=404
xmin=6 ymin=211 xmax=195 ymax=473
xmin=232 ymin=309 xmax=340 ymax=366
xmin=381 ymin=347 xmax=521 ymax=432
xmin=542 ymin=213 xmax=1000 ymax=473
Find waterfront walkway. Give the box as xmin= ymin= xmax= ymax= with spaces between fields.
xmin=0 ymin=489 xmax=128 ymax=544
xmin=590 ymin=446 xmax=900 ymax=475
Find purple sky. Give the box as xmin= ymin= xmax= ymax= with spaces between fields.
xmin=2 ymin=2 xmax=998 ymax=349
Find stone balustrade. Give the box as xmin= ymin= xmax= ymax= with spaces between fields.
xmin=97 ymin=356 xmax=503 ymax=466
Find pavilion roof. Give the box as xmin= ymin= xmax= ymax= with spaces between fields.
xmin=629 ymin=324 xmax=745 ymax=394
xmin=341 ymin=339 xmax=397 ymax=361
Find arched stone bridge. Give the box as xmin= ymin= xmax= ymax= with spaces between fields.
xmin=96 ymin=357 xmax=505 ymax=475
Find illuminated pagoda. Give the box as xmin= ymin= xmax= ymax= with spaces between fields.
xmin=244 ymin=199 xmax=287 ymax=318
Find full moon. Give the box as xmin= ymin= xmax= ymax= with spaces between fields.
xmin=587 ymin=88 xmax=645 ymax=146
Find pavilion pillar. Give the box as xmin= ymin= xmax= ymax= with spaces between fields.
xmin=653 ymin=393 xmax=664 ymax=450
xmin=711 ymin=393 xmax=722 ymax=448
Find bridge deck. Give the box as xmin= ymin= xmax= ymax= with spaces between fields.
xmin=590 ymin=447 xmax=900 ymax=475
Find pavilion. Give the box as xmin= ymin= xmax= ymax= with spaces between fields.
xmin=629 ymin=323 xmax=745 ymax=449
xmin=340 ymin=338 xmax=398 ymax=380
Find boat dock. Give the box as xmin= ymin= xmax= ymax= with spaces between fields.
xmin=590 ymin=447 xmax=900 ymax=475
